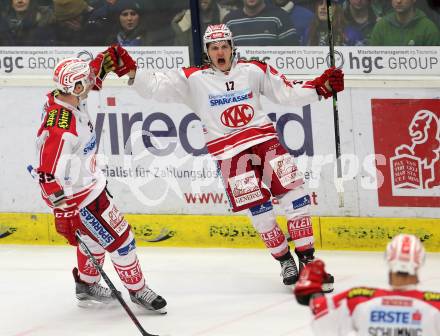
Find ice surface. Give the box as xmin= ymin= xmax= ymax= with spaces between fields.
xmin=1 ymin=246 xmax=439 ymax=336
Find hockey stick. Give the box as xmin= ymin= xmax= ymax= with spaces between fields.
xmin=325 ymin=0 xmax=344 ymax=208
xmin=75 ymin=232 xmax=158 ymax=336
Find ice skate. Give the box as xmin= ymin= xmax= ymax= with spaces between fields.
xmin=130 ymin=287 xmax=167 ymax=314
xmin=73 ymin=267 xmax=117 ymax=306
xmin=279 ymin=257 xmax=299 ymax=285
xmin=276 ymin=250 xmax=299 ymax=285
xmin=296 ymin=249 xmax=334 ymax=293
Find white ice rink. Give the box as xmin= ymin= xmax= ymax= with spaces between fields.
xmin=1 ymin=245 xmax=439 ymax=336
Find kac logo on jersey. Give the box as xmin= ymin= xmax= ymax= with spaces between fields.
xmin=221 ymin=104 xmax=254 ymax=128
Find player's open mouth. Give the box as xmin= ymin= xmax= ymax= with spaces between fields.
xmin=217 ymin=58 xmax=226 ymax=65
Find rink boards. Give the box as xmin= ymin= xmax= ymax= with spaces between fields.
xmin=1 ymin=213 xmax=439 ymax=251
xmin=1 ymin=46 xmax=440 ymax=252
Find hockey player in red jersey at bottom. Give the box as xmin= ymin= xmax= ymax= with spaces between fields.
xmin=294 ymin=234 xmax=440 ymax=335
xmin=34 ymin=45 xmax=166 ymax=313
xmin=130 ymin=24 xmax=343 ymax=289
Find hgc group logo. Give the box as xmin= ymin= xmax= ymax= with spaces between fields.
xmin=372 ymin=99 xmax=440 ymax=207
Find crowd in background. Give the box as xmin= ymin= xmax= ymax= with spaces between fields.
xmin=1 ymin=0 xmax=439 ymax=47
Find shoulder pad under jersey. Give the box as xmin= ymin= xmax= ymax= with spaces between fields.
xmin=182 ymin=65 xmax=210 ymax=78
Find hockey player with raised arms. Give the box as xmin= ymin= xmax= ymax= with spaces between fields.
xmin=34 ymin=45 xmax=166 ymax=313
xmin=131 ymin=24 xmax=343 ymax=289
xmin=294 ymin=234 xmax=440 ymax=335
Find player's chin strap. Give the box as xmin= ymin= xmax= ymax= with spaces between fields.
xmin=75 ymin=231 xmax=160 ymax=336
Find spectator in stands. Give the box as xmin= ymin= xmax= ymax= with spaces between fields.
xmin=218 ymin=0 xmax=240 ymax=10
xmin=223 ymin=0 xmax=299 ymax=46
xmin=0 ymin=0 xmax=54 ymax=45
xmin=85 ymin=0 xmax=117 ymax=45
xmin=305 ymin=0 xmax=363 ymax=46
xmin=369 ymin=0 xmax=440 ymax=45
xmin=272 ymin=0 xmax=314 ymax=45
xmin=172 ymin=0 xmax=231 ymax=50
xmin=106 ymin=0 xmax=151 ymax=46
xmin=52 ymin=0 xmax=93 ymax=45
xmin=344 ymin=0 xmax=378 ymax=45
xmin=371 ymin=0 xmax=393 ymax=18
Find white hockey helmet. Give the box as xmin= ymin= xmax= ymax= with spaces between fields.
xmin=203 ymin=24 xmax=234 ymax=54
xmin=53 ymin=58 xmax=95 ymax=96
xmin=386 ymin=234 xmax=425 ymax=275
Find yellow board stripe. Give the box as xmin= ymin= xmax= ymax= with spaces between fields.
xmin=0 ymin=213 xmax=439 ymax=251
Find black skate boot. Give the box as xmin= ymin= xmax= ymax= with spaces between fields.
xmin=275 ymin=250 xmax=299 ymax=285
xmin=72 ymin=267 xmax=117 ymax=305
xmin=295 ymin=248 xmax=334 ymax=293
xmin=130 ymin=287 xmax=167 ymax=314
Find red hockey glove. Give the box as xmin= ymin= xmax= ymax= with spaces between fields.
xmin=53 ymin=204 xmax=81 ymax=246
xmin=111 ymin=44 xmax=137 ymax=81
xmin=311 ymin=67 xmax=344 ymax=99
xmin=294 ymin=259 xmax=328 ymax=305
xmin=89 ymin=47 xmax=118 ymax=90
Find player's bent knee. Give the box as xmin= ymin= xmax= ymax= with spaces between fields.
xmin=110 ymin=231 xmax=137 ymax=265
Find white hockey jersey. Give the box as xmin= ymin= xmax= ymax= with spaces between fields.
xmin=35 ymin=91 xmax=106 ymax=208
xmin=133 ymin=59 xmax=320 ymax=160
xmin=310 ymin=287 xmax=440 ymax=336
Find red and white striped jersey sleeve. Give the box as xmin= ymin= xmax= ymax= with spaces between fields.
xmin=36 ymin=102 xmax=78 ymax=201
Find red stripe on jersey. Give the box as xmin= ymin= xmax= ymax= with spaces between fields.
xmin=206 ymin=124 xmax=277 ymax=156
xmin=238 ymin=59 xmax=268 ymax=73
xmin=182 ymin=65 xmax=210 ymax=78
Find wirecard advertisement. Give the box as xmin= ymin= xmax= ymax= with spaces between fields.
xmin=1 ymin=47 xmax=439 ymax=218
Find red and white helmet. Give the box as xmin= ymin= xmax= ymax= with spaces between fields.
xmin=53 ymin=58 xmax=95 ymax=96
xmin=203 ymin=24 xmax=234 ymax=54
xmin=386 ymin=234 xmax=425 ymax=275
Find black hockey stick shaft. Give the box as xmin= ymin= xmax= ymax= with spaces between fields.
xmin=75 ymin=232 xmax=157 ymax=336
xmin=325 ymin=0 xmax=344 ymax=207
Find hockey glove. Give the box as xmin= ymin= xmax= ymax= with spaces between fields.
xmin=90 ymin=47 xmax=118 ymax=90
xmin=53 ymin=203 xmax=81 ymax=246
xmin=310 ymin=67 xmax=344 ymax=99
xmin=294 ymin=259 xmax=328 ymax=306
xmin=111 ymin=44 xmax=137 ymax=83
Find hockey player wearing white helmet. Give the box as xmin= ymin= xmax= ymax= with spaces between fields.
xmin=34 ymin=45 xmax=167 ymax=313
xmin=294 ymin=234 xmax=440 ymax=335
xmin=131 ymin=24 xmax=344 ymax=289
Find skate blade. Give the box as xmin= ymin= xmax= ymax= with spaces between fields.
xmin=134 ymin=305 xmax=167 ymax=315
xmin=154 ymin=307 xmax=167 ymax=315
xmin=77 ymin=299 xmax=118 ymax=308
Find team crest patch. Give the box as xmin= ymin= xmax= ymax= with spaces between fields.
xmin=269 ymin=154 xmax=299 ymax=187
xmin=228 ymin=171 xmax=263 ymax=207
xmin=101 ymin=202 xmax=128 ymax=236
